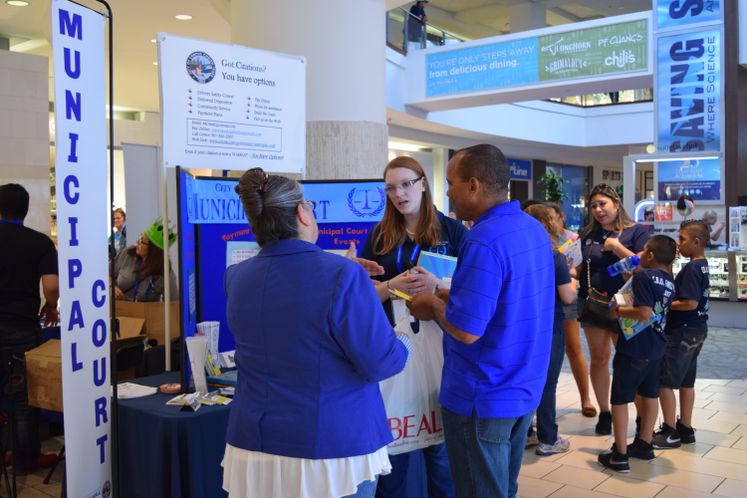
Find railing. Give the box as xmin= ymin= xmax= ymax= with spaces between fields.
xmin=386 ymin=7 xmax=464 ymax=55
xmin=548 ymin=88 xmax=654 ymax=107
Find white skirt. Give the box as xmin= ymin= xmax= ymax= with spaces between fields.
xmin=221 ymin=444 xmax=392 ymax=498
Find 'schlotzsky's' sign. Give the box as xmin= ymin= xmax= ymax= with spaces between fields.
xmin=51 ymin=1 xmax=112 ymax=497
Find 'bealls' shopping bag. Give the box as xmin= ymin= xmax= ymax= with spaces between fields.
xmin=379 ymin=311 xmax=444 ymax=455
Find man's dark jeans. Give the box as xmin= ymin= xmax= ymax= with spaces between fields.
xmin=0 ymin=325 xmax=43 ymax=472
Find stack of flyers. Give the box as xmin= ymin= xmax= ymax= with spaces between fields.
xmin=166 ymin=391 xmax=232 ymax=408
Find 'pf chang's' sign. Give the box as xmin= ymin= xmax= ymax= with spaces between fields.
xmin=656 ymin=1 xmax=723 ymax=30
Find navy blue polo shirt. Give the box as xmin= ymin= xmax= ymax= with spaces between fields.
xmin=580 ymin=224 xmax=650 ymax=298
xmin=666 ymin=258 xmax=710 ymax=334
xmin=615 ymin=268 xmax=674 ymax=360
xmin=442 ymin=201 xmax=555 ymax=418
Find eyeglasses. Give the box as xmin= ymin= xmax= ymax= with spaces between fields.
xmin=137 ymin=235 xmax=150 ymax=246
xmin=384 ymin=176 xmax=424 ymax=195
xmin=299 ymin=200 xmax=314 ymax=209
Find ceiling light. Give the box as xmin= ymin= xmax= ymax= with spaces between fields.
xmin=175 ymin=14 xmax=192 ymax=21
xmin=151 ymin=39 xmax=157 ymax=43
xmin=388 ymin=141 xmax=423 ymax=152
xmin=7 ymin=0 xmax=30 ymax=6
xmin=645 ymin=144 xmax=656 ymax=154
xmin=153 ymin=61 xmax=158 ymax=66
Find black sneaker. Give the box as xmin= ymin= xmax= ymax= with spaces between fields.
xmin=628 ymin=436 xmax=656 ymax=460
xmin=676 ymin=419 xmax=696 ymax=444
xmin=652 ymin=423 xmax=681 ymax=449
xmin=598 ymin=445 xmax=630 ymax=473
xmin=596 ymin=411 xmax=612 ymax=435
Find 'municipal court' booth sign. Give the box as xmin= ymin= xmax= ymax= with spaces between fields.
xmin=51 ymin=0 xmax=112 ymax=496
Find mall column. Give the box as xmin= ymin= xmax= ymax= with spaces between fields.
xmin=231 ymin=0 xmax=388 ymax=180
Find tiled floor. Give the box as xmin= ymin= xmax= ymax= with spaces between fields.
xmin=519 ymin=326 xmax=747 ymax=498
xmin=9 ymin=327 xmax=747 ymax=497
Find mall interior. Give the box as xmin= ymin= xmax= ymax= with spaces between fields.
xmin=1 ymin=0 xmax=747 ymax=497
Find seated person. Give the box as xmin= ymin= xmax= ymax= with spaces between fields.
xmin=113 ymin=218 xmax=177 ymax=301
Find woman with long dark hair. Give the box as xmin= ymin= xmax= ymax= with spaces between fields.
xmin=113 ymin=218 xmax=177 ymax=302
xmin=577 ymin=184 xmax=650 ymax=435
xmin=360 ymin=156 xmax=466 ymax=498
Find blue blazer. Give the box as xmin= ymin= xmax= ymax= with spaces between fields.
xmin=224 ymin=239 xmax=408 ymax=459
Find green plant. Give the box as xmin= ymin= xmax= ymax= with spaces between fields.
xmin=538 ymin=170 xmax=567 ymax=202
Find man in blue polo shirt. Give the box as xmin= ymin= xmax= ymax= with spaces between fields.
xmin=409 ymin=144 xmax=555 ymax=498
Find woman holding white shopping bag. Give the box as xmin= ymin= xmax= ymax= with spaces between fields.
xmin=360 ymin=156 xmax=467 ymax=498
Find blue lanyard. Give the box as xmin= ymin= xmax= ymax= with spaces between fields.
xmin=0 ymin=219 xmax=22 ymax=226
xmin=396 ymin=243 xmax=421 ymax=273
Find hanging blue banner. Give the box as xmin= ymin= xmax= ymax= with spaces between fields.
xmin=655 ymin=1 xmax=722 ymax=31
xmin=426 ymin=38 xmax=538 ymax=97
xmin=656 ymin=29 xmax=721 ymax=153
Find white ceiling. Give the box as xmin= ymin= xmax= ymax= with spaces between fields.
xmin=1 ymin=0 xmax=651 ymax=113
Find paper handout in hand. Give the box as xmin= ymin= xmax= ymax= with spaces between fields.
xmin=558 ymin=238 xmax=583 ymax=269
xmin=417 ymin=251 xmax=458 ymax=281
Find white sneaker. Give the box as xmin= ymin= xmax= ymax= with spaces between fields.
xmin=535 ymin=436 xmax=570 ymax=456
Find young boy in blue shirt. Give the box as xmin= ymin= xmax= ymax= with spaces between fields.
xmin=598 ymin=235 xmax=677 ymax=473
xmin=653 ymin=221 xmax=710 ymax=449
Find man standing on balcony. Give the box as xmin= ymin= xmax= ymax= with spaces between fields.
xmin=407 ymin=0 xmax=428 ymax=51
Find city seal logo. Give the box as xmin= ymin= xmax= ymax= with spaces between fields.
xmin=347 ymin=187 xmax=385 ymax=218
xmin=102 ymin=480 xmax=112 ymax=498
xmin=186 ymin=51 xmax=216 ymax=84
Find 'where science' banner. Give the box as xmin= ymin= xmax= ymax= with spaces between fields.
xmin=158 ymin=34 xmax=306 ymax=173
xmin=655 ymin=29 xmax=721 ymax=153
xmin=51 ymin=1 xmax=112 ymax=496
xmin=426 ymin=18 xmax=647 ymax=97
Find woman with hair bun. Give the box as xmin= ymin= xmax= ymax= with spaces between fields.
xmin=222 ymin=168 xmax=410 ymax=498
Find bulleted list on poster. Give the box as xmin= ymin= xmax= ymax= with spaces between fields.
xmin=159 ymin=33 xmax=305 ymax=173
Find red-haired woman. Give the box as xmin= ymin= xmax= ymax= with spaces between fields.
xmin=360 ymin=156 xmax=466 ymax=498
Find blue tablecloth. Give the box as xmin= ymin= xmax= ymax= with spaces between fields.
xmin=117 ymin=372 xmax=229 ymax=498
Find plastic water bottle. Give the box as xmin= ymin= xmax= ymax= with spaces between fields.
xmin=607 ymin=255 xmax=640 ymax=277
